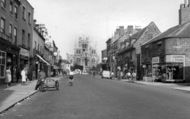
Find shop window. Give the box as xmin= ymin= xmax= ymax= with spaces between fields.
xmin=0 ymin=51 xmax=6 ymax=78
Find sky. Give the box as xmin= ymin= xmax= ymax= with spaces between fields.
xmin=28 ymin=0 xmax=184 ymax=59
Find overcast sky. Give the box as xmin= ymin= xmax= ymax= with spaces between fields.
xmin=28 ymin=0 xmax=184 ymax=59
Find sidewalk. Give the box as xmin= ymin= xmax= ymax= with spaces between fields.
xmin=0 ymin=80 xmax=38 ymax=114
xmin=0 ymin=76 xmax=63 ymax=114
xmin=122 ymin=79 xmax=190 ymax=92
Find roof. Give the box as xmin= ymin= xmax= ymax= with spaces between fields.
xmin=143 ymin=22 xmax=190 ymax=45
xmin=130 ymin=27 xmax=147 ymax=40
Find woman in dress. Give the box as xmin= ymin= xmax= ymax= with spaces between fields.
xmin=21 ymin=67 xmax=27 ymax=84
xmin=5 ymin=66 xmax=12 ymax=87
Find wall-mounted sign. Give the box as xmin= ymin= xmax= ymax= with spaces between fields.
xmin=20 ymin=48 xmax=29 ymax=57
xmin=166 ymin=55 xmax=185 ymax=63
xmin=152 ymin=57 xmax=160 ymax=64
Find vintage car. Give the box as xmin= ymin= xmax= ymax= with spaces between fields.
xmin=39 ymin=77 xmax=59 ymax=91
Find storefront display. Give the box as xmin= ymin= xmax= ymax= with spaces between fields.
xmin=0 ymin=51 xmax=6 ymax=78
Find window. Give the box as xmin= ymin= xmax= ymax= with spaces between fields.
xmin=9 ymin=24 xmax=13 ymax=37
xmin=22 ymin=6 xmax=26 ymax=20
xmin=9 ymin=2 xmax=13 ymax=13
xmin=76 ymin=49 xmax=81 ymax=54
xmin=0 ymin=51 xmax=6 ymax=78
xmin=13 ymin=27 xmax=17 ymax=44
xmin=0 ymin=18 xmax=5 ymax=33
xmin=82 ymin=44 xmax=87 ymax=49
xmin=28 ymin=12 xmax=31 ymax=24
xmin=14 ymin=6 xmax=18 ymax=19
xmin=22 ymin=30 xmax=25 ymax=47
xmin=28 ymin=33 xmax=31 ymax=49
xmin=1 ymin=0 xmax=6 ymax=8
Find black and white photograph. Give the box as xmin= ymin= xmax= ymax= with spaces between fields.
xmin=0 ymin=0 xmax=190 ymax=118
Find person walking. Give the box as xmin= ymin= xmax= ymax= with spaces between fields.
xmin=68 ymin=70 xmax=74 ymax=86
xmin=5 ymin=66 xmax=12 ymax=87
xmin=21 ymin=66 xmax=27 ymax=84
xmin=132 ymin=71 xmax=136 ymax=81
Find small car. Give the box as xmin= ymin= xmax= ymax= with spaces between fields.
xmin=39 ymin=78 xmax=59 ymax=91
xmin=102 ymin=70 xmax=112 ymax=79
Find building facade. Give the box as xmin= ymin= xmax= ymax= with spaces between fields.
xmin=141 ymin=22 xmax=190 ymax=82
xmin=117 ymin=22 xmax=161 ymax=79
xmin=70 ymin=36 xmax=99 ymax=73
xmin=0 ymin=0 xmax=33 ymax=83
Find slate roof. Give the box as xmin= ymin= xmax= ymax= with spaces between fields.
xmin=143 ymin=22 xmax=190 ymax=45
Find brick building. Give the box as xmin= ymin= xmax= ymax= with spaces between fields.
xmin=141 ymin=22 xmax=190 ymax=82
xmin=117 ymin=22 xmax=161 ymax=80
xmin=141 ymin=1 xmax=190 ymax=82
xmin=0 ymin=0 xmax=33 ymax=83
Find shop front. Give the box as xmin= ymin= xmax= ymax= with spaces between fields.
xmin=19 ymin=48 xmax=30 ymax=69
xmin=164 ymin=55 xmax=185 ymax=82
xmin=0 ymin=39 xmax=20 ymax=83
xmin=144 ymin=55 xmax=185 ymax=82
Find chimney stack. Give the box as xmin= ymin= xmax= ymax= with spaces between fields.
xmin=184 ymin=0 xmax=188 ymax=6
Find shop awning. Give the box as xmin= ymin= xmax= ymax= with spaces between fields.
xmin=36 ymin=54 xmax=50 ymax=65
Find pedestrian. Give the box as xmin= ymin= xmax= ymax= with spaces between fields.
xmin=21 ymin=66 xmax=27 ymax=84
xmin=127 ymin=71 xmax=131 ymax=80
xmin=35 ymin=69 xmax=46 ymax=90
xmin=68 ymin=70 xmax=74 ymax=86
xmin=5 ymin=66 xmax=12 ymax=87
xmin=132 ymin=71 xmax=136 ymax=81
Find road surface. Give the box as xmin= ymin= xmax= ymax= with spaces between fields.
xmin=1 ymin=75 xmax=190 ymax=119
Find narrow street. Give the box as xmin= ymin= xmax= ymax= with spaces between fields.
xmin=1 ymin=75 xmax=190 ymax=119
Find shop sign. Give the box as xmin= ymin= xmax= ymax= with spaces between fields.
xmin=20 ymin=48 xmax=29 ymax=57
xmin=152 ymin=57 xmax=159 ymax=64
xmin=166 ymin=55 xmax=185 ymax=63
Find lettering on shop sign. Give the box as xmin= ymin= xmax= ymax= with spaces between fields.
xmin=166 ymin=55 xmax=185 ymax=63
xmin=20 ymin=48 xmax=29 ymax=57
xmin=152 ymin=57 xmax=159 ymax=64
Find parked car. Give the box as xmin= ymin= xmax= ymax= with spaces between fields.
xmin=102 ymin=70 xmax=112 ymax=79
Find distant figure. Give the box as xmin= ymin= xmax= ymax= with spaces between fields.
xmin=5 ymin=66 xmax=12 ymax=87
xmin=132 ymin=71 xmax=136 ymax=81
xmin=21 ymin=67 xmax=27 ymax=84
xmin=68 ymin=70 xmax=74 ymax=86
xmin=127 ymin=71 xmax=131 ymax=80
